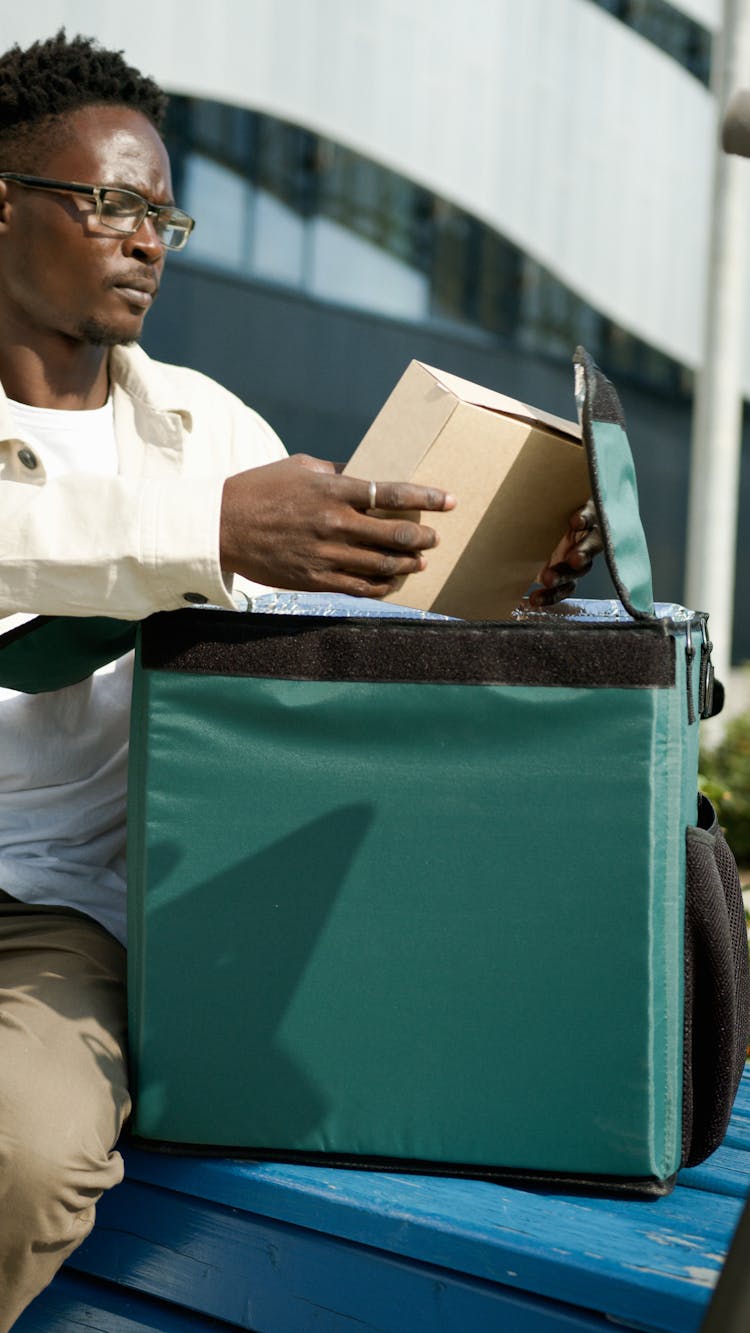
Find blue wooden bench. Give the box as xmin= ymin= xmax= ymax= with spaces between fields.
xmin=16 ymin=1067 xmax=750 ymax=1332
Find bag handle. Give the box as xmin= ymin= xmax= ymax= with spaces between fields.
xmin=573 ymin=346 xmax=656 ymax=621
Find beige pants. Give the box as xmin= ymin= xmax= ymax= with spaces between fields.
xmin=0 ymin=892 xmax=130 ymax=1332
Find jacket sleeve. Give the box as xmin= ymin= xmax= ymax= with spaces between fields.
xmin=0 ymin=385 xmax=288 ymax=622
xmin=0 ymin=471 xmax=234 ymax=620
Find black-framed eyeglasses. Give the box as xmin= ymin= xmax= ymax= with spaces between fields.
xmin=0 ymin=173 xmax=195 ymax=251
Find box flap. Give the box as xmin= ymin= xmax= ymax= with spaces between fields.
xmin=419 ymin=364 xmax=582 ymax=443
xmin=344 ymin=361 xmax=458 ymax=481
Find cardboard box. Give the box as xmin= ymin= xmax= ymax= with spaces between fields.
xmin=343 ymin=360 xmax=591 ymax=620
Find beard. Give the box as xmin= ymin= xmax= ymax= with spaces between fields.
xmin=76 ymin=318 xmax=140 ymax=347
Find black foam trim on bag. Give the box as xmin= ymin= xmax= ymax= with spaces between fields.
xmin=140 ymin=609 xmax=676 ymax=689
xmin=127 ymin=1131 xmax=676 ymax=1199
xmin=683 ymin=795 xmax=750 ymax=1166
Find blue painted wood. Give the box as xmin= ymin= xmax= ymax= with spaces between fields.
xmin=13 ymin=1269 xmax=223 ymax=1332
xmin=104 ymin=1150 xmax=738 ymax=1331
xmin=72 ymin=1186 xmax=622 ymax=1333
xmin=17 ymin=1069 xmax=750 ymax=1332
xmin=679 ymin=1144 xmax=750 ymax=1197
xmin=71 ymin=1170 xmax=736 ymax=1333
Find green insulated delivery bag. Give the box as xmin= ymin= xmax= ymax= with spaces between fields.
xmin=125 ymin=349 xmax=749 ymax=1195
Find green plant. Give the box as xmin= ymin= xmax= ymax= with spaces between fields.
xmin=700 ymin=710 xmax=750 ymax=865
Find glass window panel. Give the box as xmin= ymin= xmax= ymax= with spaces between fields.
xmin=252 ymin=188 xmax=306 ymax=286
xmin=599 ymin=319 xmax=686 ymax=394
xmin=317 ymin=146 xmax=423 ymax=269
xmin=192 ymin=100 xmax=227 ymax=154
xmin=319 ymin=149 xmax=375 ymax=237
xmin=309 ymin=216 xmax=428 ymax=320
xmin=226 ymin=105 xmax=257 ymax=168
xmin=588 ymin=0 xmax=711 ymax=84
xmin=180 ymin=153 xmax=251 ymax=273
xmin=255 ymin=118 xmax=316 ymax=216
xmin=518 ymin=260 xmax=600 ymax=358
xmin=475 ymin=231 xmax=523 ymax=339
xmin=430 ymin=203 xmax=475 ymax=326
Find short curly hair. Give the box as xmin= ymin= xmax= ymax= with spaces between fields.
xmin=0 ymin=29 xmax=168 ymax=169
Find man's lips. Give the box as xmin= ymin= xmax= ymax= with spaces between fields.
xmin=110 ymin=277 xmax=159 ymax=308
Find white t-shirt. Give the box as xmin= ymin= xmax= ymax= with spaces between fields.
xmin=0 ymin=399 xmax=132 ymax=945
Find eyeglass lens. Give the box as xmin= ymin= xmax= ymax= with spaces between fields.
xmin=98 ymin=189 xmax=193 ymax=250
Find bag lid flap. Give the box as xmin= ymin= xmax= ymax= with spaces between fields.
xmin=574 ymin=346 xmax=655 ymax=620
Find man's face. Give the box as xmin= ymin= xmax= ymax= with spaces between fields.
xmin=0 ymin=104 xmax=174 ymax=347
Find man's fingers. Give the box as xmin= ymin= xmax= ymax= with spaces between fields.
xmin=561 ymin=546 xmax=594 ymax=575
xmin=569 ymin=504 xmax=602 ymax=555
xmin=573 ymin=529 xmax=603 ymax=559
xmin=538 ymin=550 xmax=591 ymax=588
xmin=281 ymin=463 xmax=455 ymax=513
xmin=528 ymin=579 xmax=578 ymax=608
xmin=349 ymin=477 xmax=455 ymax=514
xmin=220 ymin=458 xmax=452 ymax=592
xmin=570 ymin=498 xmax=598 ymax=531
xmin=351 ymin=513 xmax=441 ymax=552
xmin=570 ymin=553 xmax=593 ymax=576
xmin=538 ymin=563 xmax=572 ymax=589
xmin=320 ymin=572 xmax=410 ymax=599
xmin=541 ymin=508 xmax=602 ymax=581
xmin=327 ymin=546 xmax=427 ymax=579
xmin=529 ymin=499 xmax=601 ymax=610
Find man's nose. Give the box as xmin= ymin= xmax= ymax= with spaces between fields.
xmin=122 ymin=213 xmax=165 ymax=262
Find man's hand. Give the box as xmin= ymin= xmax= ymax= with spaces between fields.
xmin=527 ymin=499 xmax=603 ymax=608
xmin=220 ymin=455 xmax=456 ymax=597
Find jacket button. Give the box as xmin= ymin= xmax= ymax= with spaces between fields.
xmin=18 ymin=447 xmax=38 ymax=470
xmin=183 ymin=592 xmax=208 ymax=604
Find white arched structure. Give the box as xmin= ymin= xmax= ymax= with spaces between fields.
xmin=2 ymin=1 xmax=739 ymax=382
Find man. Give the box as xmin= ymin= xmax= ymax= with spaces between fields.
xmin=0 ymin=30 xmax=596 ymax=1327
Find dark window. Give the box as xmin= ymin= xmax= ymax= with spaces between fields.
xmin=591 ymin=0 xmax=712 ymax=84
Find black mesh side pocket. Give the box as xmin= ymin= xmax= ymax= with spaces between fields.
xmin=683 ymin=794 xmax=750 ymax=1166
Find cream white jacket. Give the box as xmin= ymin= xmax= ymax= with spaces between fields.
xmin=0 ymin=344 xmax=286 ymax=626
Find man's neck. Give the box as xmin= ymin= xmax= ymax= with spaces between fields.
xmin=0 ymin=336 xmax=110 ymax=410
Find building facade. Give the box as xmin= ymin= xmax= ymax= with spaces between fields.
xmin=5 ymin=0 xmax=748 ymax=653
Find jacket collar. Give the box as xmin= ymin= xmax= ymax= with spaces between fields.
xmin=109 ymin=345 xmax=193 ymax=429
xmin=0 ymin=344 xmax=192 ymax=435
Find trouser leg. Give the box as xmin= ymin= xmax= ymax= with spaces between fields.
xmin=0 ymin=898 xmax=130 ymax=1332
